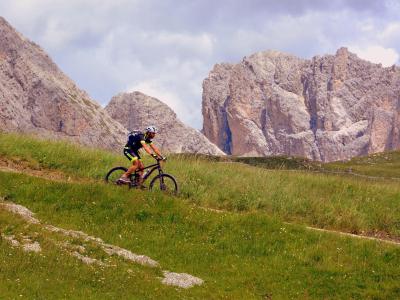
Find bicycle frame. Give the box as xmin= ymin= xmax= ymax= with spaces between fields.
xmin=133 ymin=159 xmax=164 ymax=182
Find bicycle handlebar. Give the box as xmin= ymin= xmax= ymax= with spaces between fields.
xmin=152 ymin=154 xmax=167 ymax=162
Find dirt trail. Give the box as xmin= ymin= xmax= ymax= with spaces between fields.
xmin=301 ymin=225 xmax=400 ymax=246
xmin=198 ymin=206 xmax=400 ymax=246
xmin=0 ymin=157 xmax=94 ymax=183
xmin=1 ymin=159 xmax=399 ymax=246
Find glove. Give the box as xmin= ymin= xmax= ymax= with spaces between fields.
xmin=151 ymin=153 xmax=158 ymax=159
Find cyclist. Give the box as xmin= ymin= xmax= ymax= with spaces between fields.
xmin=119 ymin=126 xmax=164 ymax=185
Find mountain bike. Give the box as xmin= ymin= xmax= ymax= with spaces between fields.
xmin=105 ymin=157 xmax=178 ymax=195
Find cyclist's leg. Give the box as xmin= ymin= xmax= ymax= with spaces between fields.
xmin=125 ymin=159 xmax=140 ymax=176
xmin=121 ymin=149 xmax=140 ymax=180
xmin=136 ymin=160 xmax=145 ymax=186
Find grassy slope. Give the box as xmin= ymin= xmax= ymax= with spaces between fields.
xmin=225 ymin=152 xmax=400 ymax=178
xmin=0 ymin=132 xmax=400 ymax=299
xmin=1 ymin=172 xmax=400 ymax=299
xmin=1 ymin=133 xmax=400 ymax=237
xmin=325 ymin=151 xmax=400 ymax=178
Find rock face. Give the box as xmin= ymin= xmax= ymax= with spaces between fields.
xmin=105 ymin=92 xmax=224 ymax=155
xmin=202 ymin=48 xmax=400 ymax=161
xmin=0 ymin=17 xmax=127 ymax=151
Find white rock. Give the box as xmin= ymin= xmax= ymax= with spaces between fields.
xmin=22 ymin=241 xmax=41 ymax=253
xmin=161 ymin=271 xmax=204 ymax=288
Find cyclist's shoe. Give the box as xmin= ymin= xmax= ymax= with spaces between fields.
xmin=118 ymin=177 xmax=131 ymax=184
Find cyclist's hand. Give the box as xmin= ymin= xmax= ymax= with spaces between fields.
xmin=161 ymin=156 xmax=167 ymax=161
xmin=151 ymin=153 xmax=158 ymax=159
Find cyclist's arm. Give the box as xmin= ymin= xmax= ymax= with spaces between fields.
xmin=150 ymin=143 xmax=162 ymax=158
xmin=140 ymin=141 xmax=153 ymax=155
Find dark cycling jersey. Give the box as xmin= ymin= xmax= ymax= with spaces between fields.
xmin=125 ymin=132 xmax=153 ymax=152
xmin=123 ymin=132 xmax=153 ymax=162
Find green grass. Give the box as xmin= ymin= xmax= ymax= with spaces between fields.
xmin=0 ymin=206 xmax=172 ymax=300
xmin=325 ymin=151 xmax=400 ymax=178
xmin=171 ymin=153 xmax=321 ymax=170
xmin=229 ymin=155 xmax=322 ymax=170
xmin=1 ymin=132 xmax=400 ymax=238
xmin=1 ymin=171 xmax=400 ymax=299
xmin=0 ymin=132 xmax=125 ymax=179
xmin=185 ymin=149 xmax=400 ymax=179
xmin=222 ymin=151 xmax=400 ymax=179
xmin=1 ymin=132 xmax=400 ymax=298
xmin=173 ymin=156 xmax=400 ymax=236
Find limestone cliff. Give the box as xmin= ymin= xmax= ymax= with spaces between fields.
xmin=202 ymin=48 xmax=400 ymax=161
xmin=0 ymin=17 xmax=127 ymax=150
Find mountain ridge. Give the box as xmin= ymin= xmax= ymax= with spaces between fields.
xmin=202 ymin=47 xmax=400 ymax=162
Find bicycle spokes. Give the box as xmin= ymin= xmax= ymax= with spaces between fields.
xmin=150 ymin=174 xmax=178 ymax=194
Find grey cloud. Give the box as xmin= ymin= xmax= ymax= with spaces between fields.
xmin=0 ymin=0 xmax=398 ymax=128
xmin=120 ymin=0 xmax=389 ymax=32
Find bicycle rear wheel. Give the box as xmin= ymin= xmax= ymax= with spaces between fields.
xmin=105 ymin=167 xmax=128 ymax=185
xmin=149 ymin=174 xmax=178 ymax=195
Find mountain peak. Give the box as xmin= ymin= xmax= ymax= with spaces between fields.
xmin=0 ymin=16 xmax=127 ymax=151
xmin=106 ymin=92 xmax=224 ymax=155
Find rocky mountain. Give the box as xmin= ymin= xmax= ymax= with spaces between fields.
xmin=105 ymin=91 xmax=224 ymax=155
xmin=202 ymin=47 xmax=400 ymax=161
xmin=0 ymin=17 xmax=127 ymax=151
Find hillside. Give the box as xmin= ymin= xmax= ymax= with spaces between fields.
xmin=0 ymin=132 xmax=399 ymax=299
xmin=215 ymin=151 xmax=400 ymax=180
xmin=324 ymin=150 xmax=400 ymax=178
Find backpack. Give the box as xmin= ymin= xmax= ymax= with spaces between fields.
xmin=126 ymin=130 xmax=143 ymax=145
xmin=128 ymin=130 xmax=142 ymax=138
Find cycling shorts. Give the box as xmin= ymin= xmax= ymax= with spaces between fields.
xmin=123 ymin=147 xmax=141 ymax=162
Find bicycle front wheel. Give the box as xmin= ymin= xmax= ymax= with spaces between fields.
xmin=105 ymin=167 xmax=128 ymax=185
xmin=149 ymin=174 xmax=178 ymax=195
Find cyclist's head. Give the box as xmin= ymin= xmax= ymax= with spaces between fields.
xmin=145 ymin=126 xmax=158 ymax=138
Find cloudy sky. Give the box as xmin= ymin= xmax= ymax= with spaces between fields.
xmin=1 ymin=0 xmax=400 ymax=128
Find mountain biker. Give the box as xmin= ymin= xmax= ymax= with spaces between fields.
xmin=119 ymin=126 xmax=164 ymax=185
